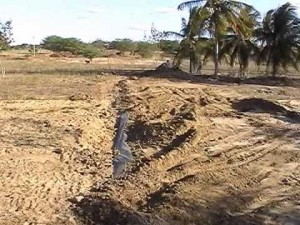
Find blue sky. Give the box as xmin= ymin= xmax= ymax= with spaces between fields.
xmin=0 ymin=0 xmax=298 ymax=44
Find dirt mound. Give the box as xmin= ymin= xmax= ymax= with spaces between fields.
xmin=232 ymin=98 xmax=287 ymax=113
xmin=141 ymin=62 xmax=192 ymax=80
xmin=155 ymin=61 xmax=173 ymax=72
xmin=233 ymin=98 xmax=300 ymax=121
xmin=71 ymin=195 xmax=147 ymax=225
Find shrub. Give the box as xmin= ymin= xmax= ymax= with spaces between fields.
xmin=81 ymin=45 xmax=103 ymax=61
xmin=136 ymin=42 xmax=157 ymax=58
xmin=110 ymin=39 xmax=136 ymax=54
xmin=90 ymin=39 xmax=108 ymax=49
xmin=160 ymin=40 xmax=180 ymax=54
xmin=42 ymin=36 xmax=85 ymax=55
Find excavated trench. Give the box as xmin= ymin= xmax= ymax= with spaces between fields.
xmin=1 ymin=73 xmax=299 ymax=225
xmin=70 ymin=78 xmax=300 ymax=225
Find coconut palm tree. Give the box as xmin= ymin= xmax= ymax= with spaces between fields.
xmin=257 ymin=2 xmax=300 ymax=77
xmin=219 ymin=36 xmax=259 ymax=76
xmin=219 ymin=6 xmax=260 ymax=76
xmin=164 ymin=7 xmax=201 ymax=73
xmin=178 ymin=0 xmax=259 ymax=76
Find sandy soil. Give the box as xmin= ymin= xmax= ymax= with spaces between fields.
xmin=0 ymin=73 xmax=299 ymax=225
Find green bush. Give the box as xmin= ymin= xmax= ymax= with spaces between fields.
xmin=90 ymin=39 xmax=108 ymax=49
xmin=42 ymin=36 xmax=85 ymax=55
xmin=136 ymin=42 xmax=157 ymax=58
xmin=81 ymin=45 xmax=103 ymax=61
xmin=160 ymin=40 xmax=180 ymax=54
xmin=110 ymin=39 xmax=136 ymax=54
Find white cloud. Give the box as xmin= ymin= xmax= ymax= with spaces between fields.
xmin=154 ymin=7 xmax=178 ymax=15
xmin=87 ymin=7 xmax=104 ymax=14
xmin=76 ymin=15 xmax=89 ymax=20
xmin=128 ymin=23 xmax=148 ymax=31
xmin=289 ymin=0 xmax=300 ymax=7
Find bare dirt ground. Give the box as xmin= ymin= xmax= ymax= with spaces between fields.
xmin=0 ymin=71 xmax=299 ymax=225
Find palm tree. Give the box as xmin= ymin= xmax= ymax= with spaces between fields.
xmin=219 ymin=6 xmax=260 ymax=76
xmin=219 ymin=36 xmax=259 ymax=76
xmin=257 ymin=2 xmax=300 ymax=77
xmin=178 ymin=0 xmax=259 ymax=76
xmin=164 ymin=7 xmax=202 ymax=73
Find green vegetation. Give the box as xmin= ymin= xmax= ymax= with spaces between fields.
xmin=177 ymin=0 xmax=260 ymax=75
xmin=38 ymin=36 xmax=160 ymax=59
xmin=109 ymin=39 xmax=158 ymax=58
xmin=0 ymin=20 xmax=13 ymax=51
xmin=165 ymin=7 xmax=201 ymax=73
xmin=2 ymin=1 xmax=300 ymax=77
xmin=42 ymin=36 xmax=85 ymax=55
xmin=90 ymin=39 xmax=108 ymax=49
xmin=81 ymin=45 xmax=103 ymax=61
xmin=257 ymin=3 xmax=300 ymax=77
xmin=172 ymin=1 xmax=300 ymax=77
xmin=136 ymin=42 xmax=158 ymax=58
xmin=110 ymin=39 xmax=136 ymax=55
xmin=159 ymin=40 xmax=180 ymax=54
xmin=42 ymin=36 xmax=103 ymax=61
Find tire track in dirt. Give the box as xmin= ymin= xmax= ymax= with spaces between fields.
xmin=0 ymin=76 xmax=121 ymax=224
xmin=87 ymin=80 xmax=238 ymax=202
xmin=72 ymin=78 xmax=300 ymax=225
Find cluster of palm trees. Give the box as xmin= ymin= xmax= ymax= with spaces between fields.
xmin=166 ymin=1 xmax=300 ymax=77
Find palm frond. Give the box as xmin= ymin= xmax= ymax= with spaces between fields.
xmin=256 ymin=2 xmax=300 ymax=75
xmin=163 ymin=31 xmax=185 ymax=39
xmin=178 ymin=0 xmax=203 ymax=11
xmin=181 ymin=18 xmax=187 ymax=30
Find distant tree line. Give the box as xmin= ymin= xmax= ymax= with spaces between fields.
xmin=40 ymin=36 xmax=180 ymax=59
xmin=0 ymin=19 xmax=180 ymax=61
xmin=41 ymin=36 xmax=103 ymax=61
xmin=5 ymin=1 xmax=299 ymax=78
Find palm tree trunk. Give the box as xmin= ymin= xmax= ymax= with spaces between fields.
xmin=272 ymin=63 xmax=278 ymax=77
xmin=189 ymin=56 xmax=193 ymax=73
xmin=189 ymin=46 xmax=194 ymax=74
xmin=214 ymin=40 xmax=219 ymax=76
xmin=238 ymin=53 xmax=243 ymax=77
xmin=196 ymin=60 xmax=202 ymax=75
xmin=239 ymin=64 xmax=243 ymax=77
xmin=266 ymin=54 xmax=272 ymax=76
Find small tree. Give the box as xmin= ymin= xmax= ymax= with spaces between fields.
xmin=91 ymin=39 xmax=108 ymax=49
xmin=42 ymin=36 xmax=85 ymax=55
xmin=149 ymin=23 xmax=164 ymax=44
xmin=110 ymin=39 xmax=136 ymax=55
xmin=0 ymin=20 xmax=13 ymax=50
xmin=159 ymin=40 xmax=180 ymax=54
xmin=136 ymin=42 xmax=157 ymax=58
xmin=81 ymin=45 xmax=103 ymax=62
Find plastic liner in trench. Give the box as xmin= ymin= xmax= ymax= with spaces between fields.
xmin=112 ymin=111 xmax=133 ymax=178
